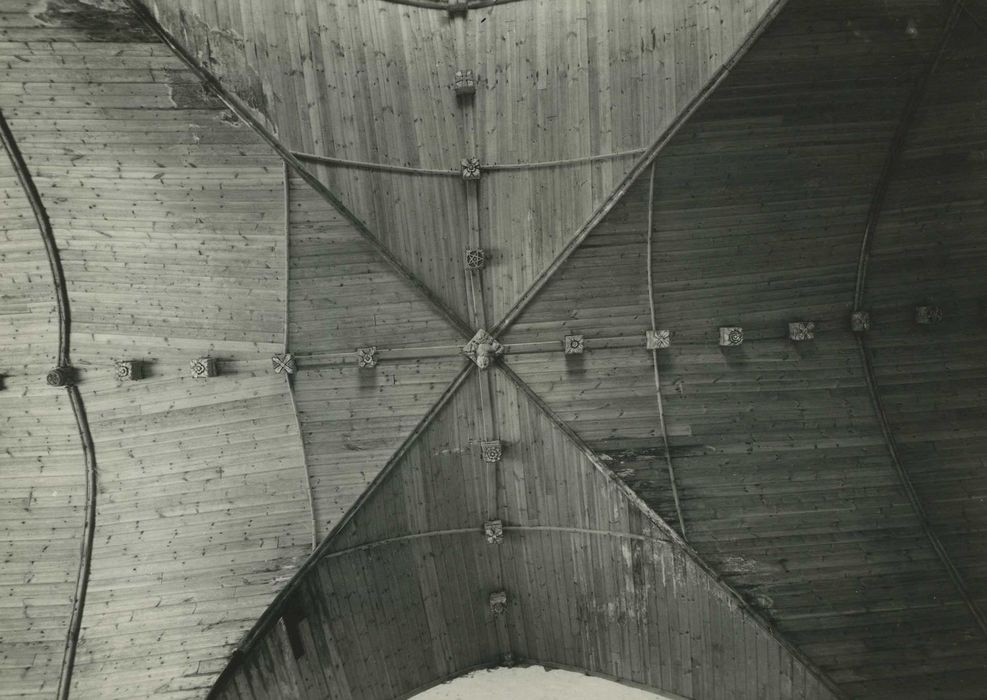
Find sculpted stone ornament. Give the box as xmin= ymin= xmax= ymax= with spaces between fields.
xmin=788 ymin=321 xmax=815 ymax=341
xmin=915 ymin=305 xmax=943 ymax=325
xmin=190 ymin=357 xmax=218 ymax=378
xmin=272 ymin=353 xmax=296 ymax=375
xmin=480 ymin=440 xmax=503 ymax=463
xmin=461 ymin=156 xmax=481 ymax=180
xmin=115 ymin=360 xmax=143 ymax=381
xmin=463 ymin=329 xmax=503 ymax=369
xmin=356 ymin=347 xmax=378 ymax=369
xmin=453 ymin=69 xmax=476 ymax=96
xmin=646 ymin=329 xmax=671 ymax=350
xmin=488 ymin=590 xmax=508 ymax=615
xmin=850 ymin=311 xmax=871 ymax=332
xmin=483 ymin=519 xmax=504 ymax=544
xmin=465 ymin=248 xmax=487 ymax=270
xmin=46 ymin=366 xmax=75 ymax=387
xmin=563 ymin=334 xmax=584 ymax=355
xmin=719 ymin=326 xmax=744 ymax=347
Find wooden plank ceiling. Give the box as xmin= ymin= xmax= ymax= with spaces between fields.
xmin=285 ymin=171 xmax=468 ymax=539
xmin=209 ymin=368 xmax=842 ymax=700
xmin=0 ymin=1 xmax=314 ymax=696
xmin=140 ymin=0 xmax=783 ymax=326
xmin=860 ymin=15 xmax=987 ymax=696
xmin=0 ymin=104 xmax=87 ymax=698
xmin=504 ymin=0 xmax=987 ymax=697
xmin=2 ymin=0 xmax=985 ymax=699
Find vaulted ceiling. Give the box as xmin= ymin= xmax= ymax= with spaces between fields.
xmin=1 ymin=1 xmax=985 ymax=699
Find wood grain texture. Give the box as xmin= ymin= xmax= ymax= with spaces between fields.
xmin=287 ymin=171 xmax=466 ymax=355
xmin=210 ymin=368 xmax=841 ymax=699
xmin=285 ymin=169 xmax=468 ymax=540
xmin=503 ymin=1 xmax=987 ymax=697
xmin=0 ymin=3 xmax=313 ymax=696
xmin=4 ymin=1 xmax=985 ymax=698
xmin=292 ymin=357 xmax=469 ymax=542
xmin=856 ymin=18 xmax=987 ymax=698
xmin=141 ymin=0 xmax=474 ymax=321
xmin=141 ymin=0 xmax=783 ymax=329
xmin=0 ymin=114 xmax=85 ymax=700
xmin=472 ymin=0 xmax=781 ymax=322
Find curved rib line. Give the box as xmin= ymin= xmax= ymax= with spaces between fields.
xmin=852 ymin=2 xmax=962 ymax=310
xmin=850 ymin=1 xmax=987 ymax=638
xmin=126 ymin=0 xmax=474 ymax=340
xmin=0 ymin=109 xmax=97 ymax=700
xmin=489 ymin=0 xmax=791 ymax=337
xmin=292 ymin=148 xmax=645 ymax=175
xmin=644 ymin=161 xmax=686 ymax=538
xmin=282 ymin=162 xmax=318 ymax=551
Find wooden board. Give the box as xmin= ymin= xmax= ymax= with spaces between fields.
xmin=286 ymin=169 xmax=468 ymax=539
xmin=502 ymin=1 xmax=987 ymax=697
xmin=0 ymin=4 xmax=312 ymax=697
xmin=858 ymin=18 xmax=987 ymax=698
xmin=473 ymin=0 xmax=781 ymax=323
xmin=0 ymin=117 xmax=85 ymax=699
xmin=143 ymin=0 xmax=784 ymax=329
xmin=211 ymin=367 xmax=840 ymax=699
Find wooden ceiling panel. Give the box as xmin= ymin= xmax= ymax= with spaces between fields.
xmin=142 ymin=0 xmax=475 ymax=322
xmin=142 ymin=0 xmax=463 ymax=167
xmin=862 ymin=14 xmax=987 ymax=635
xmin=212 ymin=373 xmax=503 ymax=700
xmin=502 ymin=1 xmax=987 ymax=697
xmin=1 ymin=40 xmax=287 ymax=346
xmin=297 ymin=165 xmax=471 ymax=325
xmin=287 ymin=170 xmax=466 ymax=354
xmin=143 ymin=0 xmax=787 ymax=330
xmin=293 ymin=357 xmax=469 ymax=542
xmin=285 ymin=166 xmax=470 ymax=542
xmin=0 ymin=5 xmax=316 ymax=697
xmin=210 ymin=366 xmax=842 ymax=699
xmin=0 ymin=134 xmax=85 ymax=699
xmin=473 ymin=0 xmax=784 ymax=323
xmin=324 ymin=370 xmax=489 ymax=552
xmin=4 ymin=1 xmax=986 ymax=697
xmin=68 ymin=367 xmax=312 ymax=699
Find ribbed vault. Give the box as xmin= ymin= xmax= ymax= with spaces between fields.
xmin=1 ymin=0 xmax=986 ymax=699
xmin=208 ymin=365 xmax=842 ymax=700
